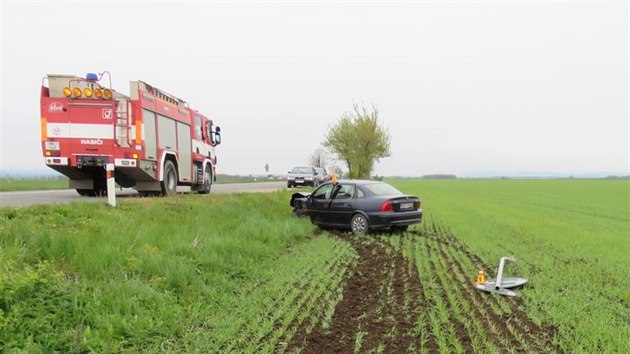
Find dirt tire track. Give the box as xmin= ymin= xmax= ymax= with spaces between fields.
xmin=290 ymin=235 xmax=424 ymax=353
xmin=288 ymin=227 xmax=559 ymax=354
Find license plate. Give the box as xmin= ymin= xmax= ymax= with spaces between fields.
xmin=295 ymin=180 xmax=304 ymax=183
xmin=400 ymin=202 xmax=414 ymax=210
xmin=45 ymin=141 xmax=60 ymax=150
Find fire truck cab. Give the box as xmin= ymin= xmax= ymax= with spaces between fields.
xmin=40 ymin=72 xmax=221 ymax=196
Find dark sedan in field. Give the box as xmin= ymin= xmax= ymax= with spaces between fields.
xmin=290 ymin=180 xmax=422 ymax=234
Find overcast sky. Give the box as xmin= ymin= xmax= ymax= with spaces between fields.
xmin=1 ymin=1 xmax=627 ymax=177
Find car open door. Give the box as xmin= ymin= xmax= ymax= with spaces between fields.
xmin=306 ymin=183 xmax=335 ymax=224
xmin=328 ymin=183 xmax=355 ymax=226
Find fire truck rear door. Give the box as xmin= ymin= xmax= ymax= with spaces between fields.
xmin=68 ymin=103 xmax=115 ymax=157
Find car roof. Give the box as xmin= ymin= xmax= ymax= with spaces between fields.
xmin=331 ymin=179 xmax=384 ymax=185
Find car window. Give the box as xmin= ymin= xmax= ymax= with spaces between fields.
xmin=362 ymin=183 xmax=403 ymax=196
xmin=291 ymin=167 xmax=313 ymax=174
xmin=333 ymin=184 xmax=355 ymax=200
xmin=356 ymin=187 xmax=366 ymax=199
xmin=312 ymin=184 xmax=334 ymax=200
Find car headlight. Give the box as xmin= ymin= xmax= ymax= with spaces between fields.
xmin=305 ymin=177 xmax=313 ymax=180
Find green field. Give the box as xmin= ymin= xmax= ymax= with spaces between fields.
xmin=1 ymin=179 xmax=628 ymax=352
xmin=0 ymin=177 xmax=69 ymax=192
xmin=390 ymin=179 xmax=630 ymax=352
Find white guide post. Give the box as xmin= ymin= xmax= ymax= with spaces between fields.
xmin=106 ymin=163 xmax=116 ymax=207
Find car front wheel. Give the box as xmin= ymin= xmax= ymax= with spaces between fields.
xmin=350 ymin=214 xmax=369 ymax=234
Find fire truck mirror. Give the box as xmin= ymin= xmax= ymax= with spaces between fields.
xmin=215 ymin=126 xmax=221 ymax=133
xmin=204 ymin=121 xmax=212 ymax=141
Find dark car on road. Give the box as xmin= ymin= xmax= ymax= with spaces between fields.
xmin=287 ymin=166 xmax=318 ymax=188
xmin=314 ymin=167 xmax=330 ymax=184
xmin=290 ymin=180 xmax=422 ymax=234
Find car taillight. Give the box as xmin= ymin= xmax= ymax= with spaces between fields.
xmin=380 ymin=200 xmax=394 ymax=212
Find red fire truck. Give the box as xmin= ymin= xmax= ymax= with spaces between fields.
xmin=40 ymin=72 xmax=221 ymax=196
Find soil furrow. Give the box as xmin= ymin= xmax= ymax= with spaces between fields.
xmin=286 ymin=226 xmax=559 ymax=353
xmin=290 ymin=236 xmax=423 ymax=353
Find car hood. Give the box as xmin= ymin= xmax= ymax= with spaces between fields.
xmin=290 ymin=192 xmax=311 ymax=207
xmin=288 ymin=173 xmax=315 ymax=178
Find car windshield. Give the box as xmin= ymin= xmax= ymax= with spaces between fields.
xmin=363 ymin=183 xmax=403 ymax=196
xmin=291 ymin=167 xmax=312 ymax=174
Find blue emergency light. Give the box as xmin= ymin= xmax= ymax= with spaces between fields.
xmin=86 ymin=73 xmax=98 ymax=81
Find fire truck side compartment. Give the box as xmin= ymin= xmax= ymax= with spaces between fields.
xmin=143 ymin=109 xmax=157 ymax=160
xmin=176 ymin=121 xmax=192 ymax=181
xmin=157 ymin=114 xmax=176 ymax=151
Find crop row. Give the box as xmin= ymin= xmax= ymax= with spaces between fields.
xmin=390 ymin=179 xmax=630 ymax=352
xmin=195 ymin=235 xmax=358 ymax=353
xmin=386 ymin=226 xmax=557 ymax=354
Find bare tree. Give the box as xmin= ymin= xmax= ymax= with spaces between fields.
xmin=309 ymin=148 xmax=329 ymax=168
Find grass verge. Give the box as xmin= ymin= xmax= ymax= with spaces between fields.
xmin=0 ymin=191 xmax=353 ymax=352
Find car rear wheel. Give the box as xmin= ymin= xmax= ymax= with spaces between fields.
xmin=351 ymin=214 xmax=369 ymax=234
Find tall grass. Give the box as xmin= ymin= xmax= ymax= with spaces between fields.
xmin=390 ymin=179 xmax=630 ymax=352
xmin=0 ymin=191 xmax=343 ymax=352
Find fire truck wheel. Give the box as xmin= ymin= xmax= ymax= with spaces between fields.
xmin=161 ymin=160 xmax=178 ymax=196
xmin=76 ymin=189 xmax=97 ymax=197
xmin=198 ymin=166 xmax=212 ymax=194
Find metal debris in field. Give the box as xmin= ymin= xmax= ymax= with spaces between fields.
xmin=475 ymin=256 xmax=528 ymax=297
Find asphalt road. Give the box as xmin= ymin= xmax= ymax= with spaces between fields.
xmin=0 ymin=181 xmax=288 ymax=208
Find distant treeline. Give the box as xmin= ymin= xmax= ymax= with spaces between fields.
xmin=422 ymin=174 xmax=457 ymax=179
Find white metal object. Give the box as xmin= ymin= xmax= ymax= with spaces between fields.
xmin=475 ymin=256 xmax=528 ymax=297
xmin=106 ymin=164 xmax=116 ymax=207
